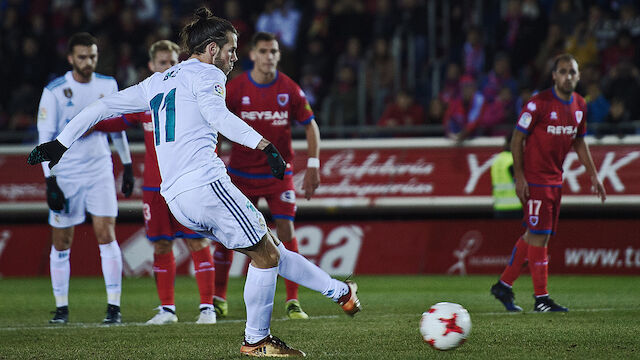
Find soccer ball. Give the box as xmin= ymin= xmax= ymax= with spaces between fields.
xmin=420 ymin=302 xmax=471 ymax=351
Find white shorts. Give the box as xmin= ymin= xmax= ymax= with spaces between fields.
xmin=48 ymin=173 xmax=118 ymax=228
xmin=167 ymin=176 xmax=268 ymax=249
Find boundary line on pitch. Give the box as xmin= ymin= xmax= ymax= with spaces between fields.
xmin=0 ymin=315 xmax=340 ymax=332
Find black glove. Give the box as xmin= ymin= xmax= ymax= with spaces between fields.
xmin=121 ymin=163 xmax=134 ymax=198
xmin=27 ymin=140 xmax=68 ymax=169
xmin=45 ymin=176 xmax=65 ymax=211
xmin=262 ymin=143 xmax=286 ymax=180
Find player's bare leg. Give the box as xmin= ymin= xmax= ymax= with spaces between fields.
xmin=524 ymin=232 xmax=568 ymax=312
xmin=147 ymin=240 xmax=179 ymax=325
xmin=92 ymin=215 xmax=122 ymax=323
xmin=49 ymin=226 xmax=74 ymax=324
xmin=186 ymin=238 xmax=216 ymax=324
xmin=275 ymin=218 xmax=308 ymax=320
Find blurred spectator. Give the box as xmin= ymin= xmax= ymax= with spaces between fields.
xmin=225 ymin=0 xmax=252 ymax=57
xmin=587 ymin=4 xmax=618 ymax=51
xmin=301 ymin=36 xmax=332 ymax=90
xmin=501 ymin=0 xmax=544 ymax=72
xmin=480 ymin=53 xmax=518 ymax=104
xmin=443 ymin=75 xmax=486 ymax=142
xmin=478 ymin=86 xmax=515 ymax=137
xmin=549 ymin=0 xmax=581 ymax=35
xmin=462 ymin=26 xmax=485 ymax=78
xmin=299 ymin=64 xmax=323 ymax=107
xmin=330 ymin=0 xmax=367 ymax=45
xmin=604 ymin=97 xmax=633 ymax=138
xmin=565 ymin=20 xmax=598 ymax=68
xmin=585 ymin=83 xmax=610 ymax=137
xmin=618 ymin=3 xmax=640 ymax=39
xmin=371 ymin=0 xmax=396 ymax=38
xmin=336 ymin=36 xmax=364 ymax=75
xmin=256 ymin=0 xmax=302 ymax=77
xmin=426 ymin=98 xmax=446 ymax=126
xmin=366 ymin=37 xmax=396 ymax=121
xmin=304 ymin=0 xmax=331 ymax=42
xmin=534 ymin=23 xmax=566 ymax=86
xmin=600 ymin=29 xmax=637 ymax=75
xmin=514 ymin=86 xmax=535 ymax=113
xmin=439 ymin=62 xmax=461 ymax=104
xmin=322 ymin=65 xmax=359 ymax=132
xmin=377 ymin=89 xmax=425 ymax=134
xmin=602 ymin=60 xmax=640 ymax=120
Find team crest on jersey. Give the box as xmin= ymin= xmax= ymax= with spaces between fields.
xmin=213 ymin=83 xmax=225 ymax=98
xmin=550 ymin=111 xmax=558 ymax=120
xmin=242 ymin=96 xmax=250 ymax=105
xmin=527 ymin=102 xmax=536 ymax=112
xmin=529 ymin=216 xmax=539 ymax=226
xmin=575 ymin=111 xmax=583 ymax=124
xmin=63 ymin=88 xmax=73 ymax=98
xmin=277 ymin=93 xmax=289 ymax=106
xmin=280 ymin=190 xmax=296 ymax=204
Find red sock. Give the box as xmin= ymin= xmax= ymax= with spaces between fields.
xmin=283 ymin=237 xmax=300 ymax=301
xmin=192 ymin=247 xmax=215 ymax=305
xmin=213 ymin=242 xmax=233 ymax=300
xmin=153 ymin=252 xmax=175 ymax=306
xmin=499 ymin=237 xmax=528 ymax=286
xmin=528 ymin=245 xmax=549 ymax=297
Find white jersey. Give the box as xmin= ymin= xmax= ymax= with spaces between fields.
xmin=37 ymin=71 xmax=121 ymax=178
xmin=57 ymin=58 xmax=263 ymax=202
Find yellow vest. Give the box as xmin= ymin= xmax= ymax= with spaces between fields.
xmin=491 ymin=151 xmax=522 ymax=211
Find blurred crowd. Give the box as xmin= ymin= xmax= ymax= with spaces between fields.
xmin=1 ymin=0 xmax=639 ymax=143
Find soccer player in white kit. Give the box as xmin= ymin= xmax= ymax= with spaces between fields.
xmin=35 ymin=33 xmax=134 ymax=324
xmin=29 ymin=8 xmax=360 ymax=357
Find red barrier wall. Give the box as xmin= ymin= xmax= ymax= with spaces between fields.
xmin=1 ymin=219 xmax=637 ymax=277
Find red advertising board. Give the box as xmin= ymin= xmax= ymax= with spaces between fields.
xmin=1 ymin=219 xmax=638 ymax=277
xmin=2 ymin=140 xmax=639 ymax=209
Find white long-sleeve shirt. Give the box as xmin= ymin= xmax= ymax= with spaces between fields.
xmin=57 ymin=58 xmax=263 ymax=202
xmin=37 ymin=72 xmax=131 ymax=181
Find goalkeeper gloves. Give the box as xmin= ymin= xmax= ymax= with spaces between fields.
xmin=27 ymin=140 xmax=67 ymax=169
xmin=121 ymin=163 xmax=134 ymax=198
xmin=45 ymin=176 xmax=65 ymax=211
xmin=262 ymin=143 xmax=286 ymax=180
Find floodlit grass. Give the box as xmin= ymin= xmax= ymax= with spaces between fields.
xmin=1 ymin=275 xmax=638 ymax=359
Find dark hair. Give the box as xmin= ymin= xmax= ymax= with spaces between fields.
xmin=552 ymin=53 xmax=577 ymax=72
xmin=251 ymin=32 xmax=278 ymax=48
xmin=180 ymin=7 xmax=237 ymax=56
xmin=67 ymin=32 xmax=98 ymax=54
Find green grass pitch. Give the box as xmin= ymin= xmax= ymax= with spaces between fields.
xmin=0 ymin=275 xmax=638 ymax=359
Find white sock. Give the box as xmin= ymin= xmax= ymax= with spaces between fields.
xmin=50 ymin=246 xmax=70 ymax=307
xmin=99 ymin=241 xmax=122 ymax=306
xmin=244 ymin=264 xmax=277 ymax=344
xmin=276 ymin=243 xmax=348 ymax=302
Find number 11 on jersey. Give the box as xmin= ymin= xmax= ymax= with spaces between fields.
xmin=150 ymin=88 xmax=176 ymax=145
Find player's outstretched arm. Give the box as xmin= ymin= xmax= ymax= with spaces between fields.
xmin=303 ymin=120 xmax=321 ymax=200
xmin=573 ymin=137 xmax=606 ymax=202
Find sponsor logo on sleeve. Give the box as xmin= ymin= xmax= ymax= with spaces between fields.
xmin=518 ymin=112 xmax=532 ymax=128
xmin=277 ymin=93 xmax=289 ymax=106
xmin=37 ymin=107 xmax=47 ymax=122
xmin=213 ymin=83 xmax=225 ymax=98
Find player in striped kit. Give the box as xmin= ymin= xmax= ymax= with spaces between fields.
xmin=212 ymin=32 xmax=321 ymax=320
xmin=29 ymin=8 xmax=360 ymax=357
xmin=35 ymin=32 xmax=133 ymax=324
xmin=490 ymin=54 xmax=606 ymax=312
xmin=92 ymin=40 xmax=217 ymax=325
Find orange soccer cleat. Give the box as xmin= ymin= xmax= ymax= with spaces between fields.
xmin=337 ymin=280 xmax=361 ymax=316
xmin=240 ymin=334 xmax=306 ymax=357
